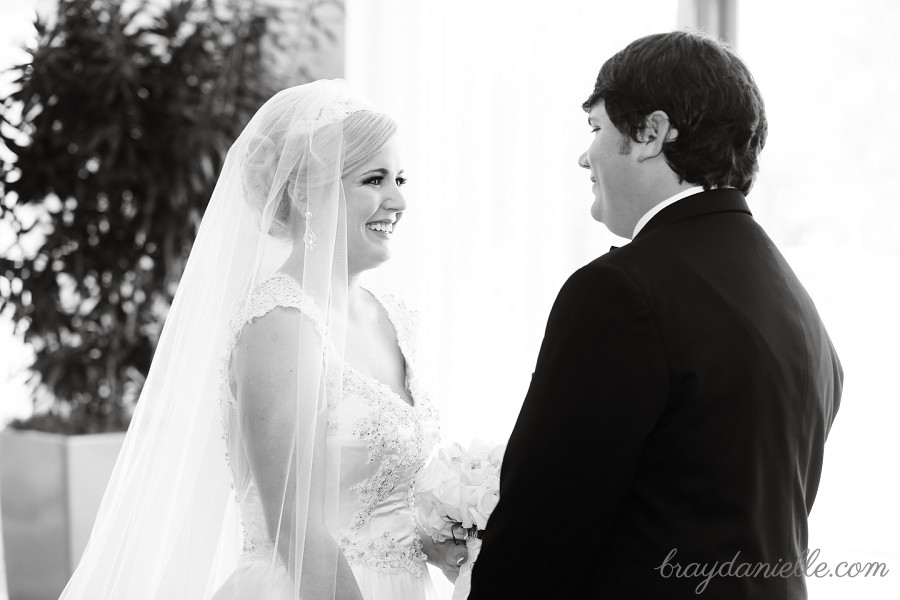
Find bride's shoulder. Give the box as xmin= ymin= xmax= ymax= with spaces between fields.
xmin=231 ymin=272 xmax=327 ymax=338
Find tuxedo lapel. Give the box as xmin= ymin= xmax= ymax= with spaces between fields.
xmin=633 ymin=188 xmax=752 ymax=241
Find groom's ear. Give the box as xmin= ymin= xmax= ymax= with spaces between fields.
xmin=634 ymin=111 xmax=678 ymax=163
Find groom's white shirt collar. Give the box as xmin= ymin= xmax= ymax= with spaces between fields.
xmin=632 ymin=185 xmax=706 ymax=239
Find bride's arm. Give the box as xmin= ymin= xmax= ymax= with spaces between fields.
xmin=233 ymin=306 xmax=364 ymax=600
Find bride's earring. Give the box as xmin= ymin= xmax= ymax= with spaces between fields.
xmin=303 ymin=209 xmax=316 ymax=250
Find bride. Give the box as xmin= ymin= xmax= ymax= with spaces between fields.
xmin=60 ymin=80 xmax=467 ymax=600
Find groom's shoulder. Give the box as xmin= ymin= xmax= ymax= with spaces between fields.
xmin=572 ymin=253 xmax=627 ymax=280
xmin=582 ymin=248 xmax=643 ymax=278
xmin=558 ymin=255 xmax=640 ymax=300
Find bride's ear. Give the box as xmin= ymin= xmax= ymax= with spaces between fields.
xmin=635 ymin=111 xmax=677 ymax=163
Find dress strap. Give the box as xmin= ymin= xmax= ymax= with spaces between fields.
xmin=233 ymin=272 xmax=327 ymax=339
xmin=365 ymin=287 xmax=419 ymax=361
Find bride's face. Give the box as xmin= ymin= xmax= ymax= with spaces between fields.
xmin=342 ymin=136 xmax=407 ymax=274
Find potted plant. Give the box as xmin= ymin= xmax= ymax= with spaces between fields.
xmin=0 ymin=0 xmax=280 ymax=596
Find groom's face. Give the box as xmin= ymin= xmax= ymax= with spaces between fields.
xmin=579 ymin=102 xmax=637 ymax=235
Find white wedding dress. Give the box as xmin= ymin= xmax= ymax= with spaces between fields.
xmin=213 ymin=272 xmax=440 ymax=600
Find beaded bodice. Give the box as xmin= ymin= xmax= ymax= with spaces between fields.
xmin=218 ymin=273 xmax=440 ymax=577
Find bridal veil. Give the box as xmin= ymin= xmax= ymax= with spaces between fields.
xmin=60 ymin=79 xmax=374 ymax=599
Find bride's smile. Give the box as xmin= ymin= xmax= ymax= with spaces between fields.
xmin=365 ymin=220 xmax=395 ymax=236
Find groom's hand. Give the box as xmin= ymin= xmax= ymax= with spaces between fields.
xmin=421 ymin=533 xmax=469 ymax=583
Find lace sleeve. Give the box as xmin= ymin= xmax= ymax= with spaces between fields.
xmin=236 ymin=273 xmax=326 ymax=335
xmin=221 ymin=273 xmax=326 ymax=406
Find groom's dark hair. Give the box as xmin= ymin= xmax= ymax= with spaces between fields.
xmin=583 ymin=30 xmax=767 ymax=195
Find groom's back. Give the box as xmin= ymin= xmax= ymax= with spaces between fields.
xmin=589 ymin=192 xmax=842 ymax=599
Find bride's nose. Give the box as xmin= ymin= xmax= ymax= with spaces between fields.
xmin=383 ymin=185 xmax=407 ymax=213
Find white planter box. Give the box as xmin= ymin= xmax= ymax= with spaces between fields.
xmin=0 ymin=429 xmax=124 ymax=600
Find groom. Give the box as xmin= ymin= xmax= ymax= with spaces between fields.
xmin=469 ymin=31 xmax=842 ymax=599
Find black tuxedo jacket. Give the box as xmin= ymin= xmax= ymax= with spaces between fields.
xmin=468 ymin=189 xmax=842 ymax=600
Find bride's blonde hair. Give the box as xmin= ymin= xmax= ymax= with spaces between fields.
xmin=242 ymin=109 xmax=398 ymax=240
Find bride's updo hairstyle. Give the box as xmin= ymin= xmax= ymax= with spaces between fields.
xmin=241 ymin=102 xmax=397 ymax=240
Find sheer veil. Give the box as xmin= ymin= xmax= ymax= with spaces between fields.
xmin=60 ymin=79 xmax=374 ymax=599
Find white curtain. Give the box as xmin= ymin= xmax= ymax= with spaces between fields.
xmin=346 ymin=0 xmax=676 ymax=446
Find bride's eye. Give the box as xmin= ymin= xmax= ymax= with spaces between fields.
xmin=590 ymin=127 xmax=600 ymax=133
xmin=396 ymin=176 xmax=407 ymax=187
xmin=364 ymin=176 xmax=383 ymax=185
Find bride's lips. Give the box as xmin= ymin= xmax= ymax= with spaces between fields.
xmin=365 ymin=213 xmax=402 ymax=239
xmin=365 ymin=219 xmax=396 ymax=239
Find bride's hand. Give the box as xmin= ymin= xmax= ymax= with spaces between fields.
xmin=420 ymin=532 xmax=469 ymax=583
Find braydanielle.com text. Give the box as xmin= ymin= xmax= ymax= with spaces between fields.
xmin=654 ymin=548 xmax=890 ymax=594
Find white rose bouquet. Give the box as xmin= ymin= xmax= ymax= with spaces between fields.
xmin=415 ymin=440 xmax=505 ymax=600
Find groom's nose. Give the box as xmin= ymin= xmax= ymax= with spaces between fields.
xmin=578 ymin=151 xmax=590 ymax=169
